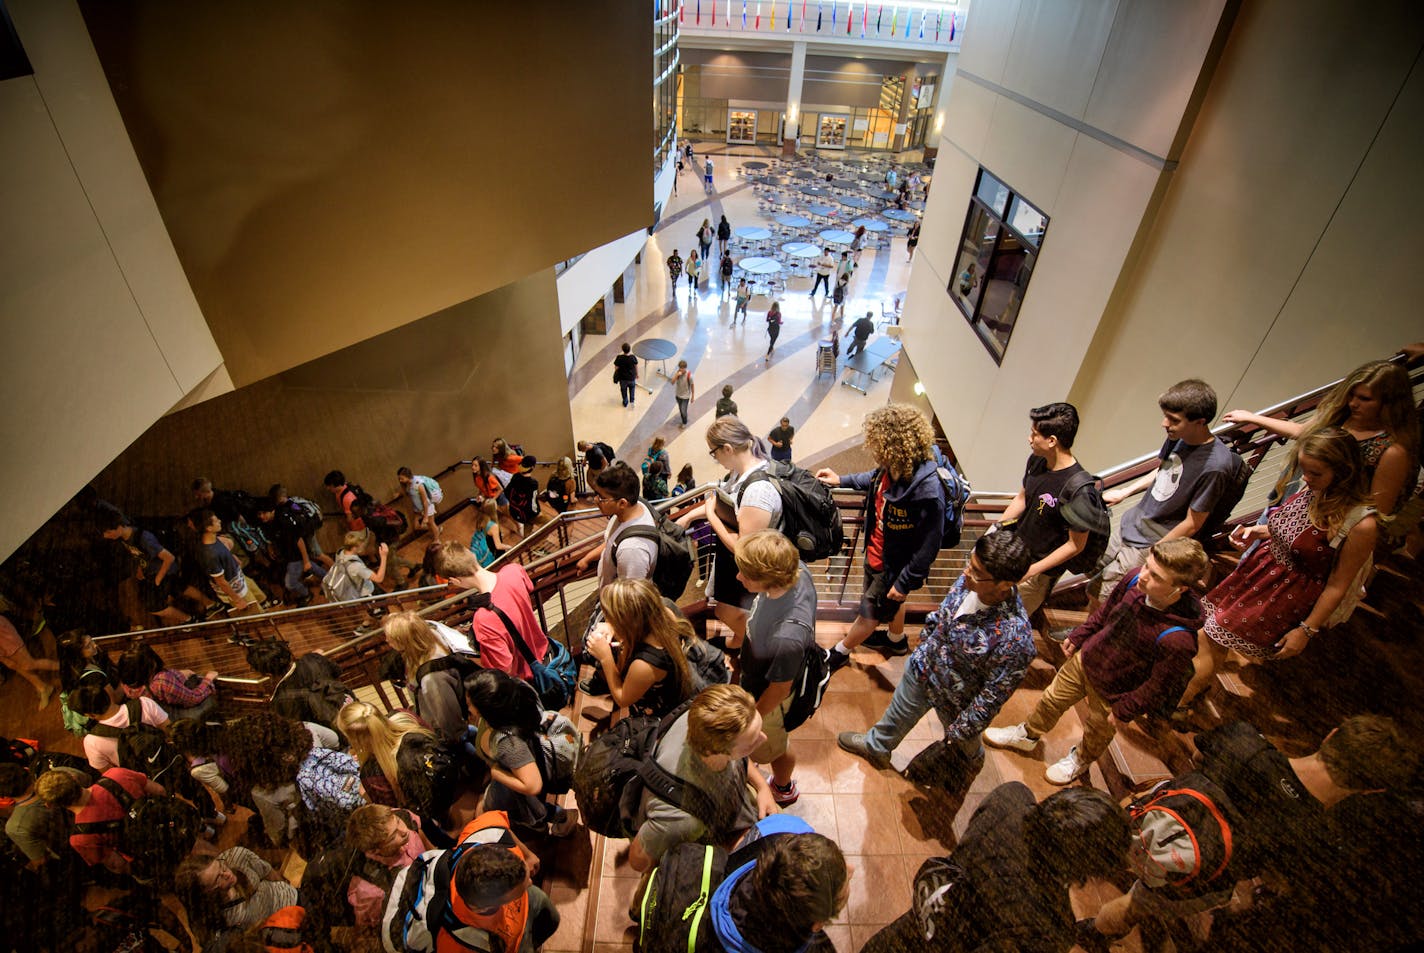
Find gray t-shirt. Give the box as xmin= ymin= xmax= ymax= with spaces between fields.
xmin=1119 ymin=438 xmax=1238 ymax=548
xmin=597 ymin=503 xmax=659 ymax=587
xmin=740 ymin=564 xmax=817 ymax=700
xmin=5 ymin=781 xmax=83 ymax=862
xmin=634 ymin=712 xmax=759 ymax=863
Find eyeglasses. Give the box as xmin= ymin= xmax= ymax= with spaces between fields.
xmin=707 ymin=445 xmax=725 ymax=459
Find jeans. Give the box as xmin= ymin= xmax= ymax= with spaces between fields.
xmin=865 ymin=665 xmax=984 ymax=762
xmin=846 ymin=335 xmax=869 ymax=358
xmin=619 ymin=380 xmax=637 ymax=406
xmin=811 ymin=273 xmax=831 ymax=295
xmin=676 ymin=396 xmax=690 ymax=424
xmin=484 ymin=778 xmax=551 ymax=829
xmin=283 ymin=559 xmax=313 ymax=598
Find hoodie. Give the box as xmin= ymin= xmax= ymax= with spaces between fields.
xmin=839 ymin=457 xmax=946 ymax=593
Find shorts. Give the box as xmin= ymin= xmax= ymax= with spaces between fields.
xmin=750 ymin=695 xmax=792 ymax=764
xmin=216 ymin=577 xmax=266 ymax=608
xmin=0 ymin=615 xmax=24 ymax=658
xmin=859 ymin=565 xmax=907 ymax=623
xmin=1016 ymin=571 xmax=1061 ymax=616
xmin=1087 ymin=524 xmax=1150 ymax=600
xmin=710 ymin=539 xmax=755 ymax=611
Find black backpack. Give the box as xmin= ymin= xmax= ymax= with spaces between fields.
xmin=1060 ymin=470 xmax=1112 ymax=575
xmin=123 ymin=795 xmax=201 ymax=879
xmin=740 ymin=460 xmax=845 ymax=562
xmin=395 ymin=732 xmax=460 ymax=817
xmin=507 ymin=473 xmax=541 ymax=524
xmin=634 ymin=842 xmax=729 ymax=953
xmin=301 ymin=840 xmax=397 ymax=942
xmin=1198 ymin=449 xmax=1254 ymax=543
xmin=613 ymin=515 xmax=696 ymax=601
xmin=683 ymin=636 xmax=731 ymax=692
xmin=780 ymin=634 xmax=831 ymax=732
xmin=89 ymin=699 xmax=187 ymax=793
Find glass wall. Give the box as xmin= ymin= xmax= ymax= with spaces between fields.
xmin=653 ymin=1 xmax=679 ymax=171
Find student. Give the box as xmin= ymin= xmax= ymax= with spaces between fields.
xmin=733 ymin=279 xmax=751 ymax=323
xmin=585 ymin=578 xmax=696 ymax=719
xmin=715 ymin=384 xmax=739 ymax=418
xmin=196 ymin=508 xmax=267 ymax=612
xmin=666 ymin=250 xmax=684 ymax=297
xmin=336 ymin=703 xmax=456 ymax=840
xmin=72 ymin=681 xmax=169 ymax=773
xmin=329 ymin=531 xmax=389 ymax=599
xmin=677 ymin=417 xmax=783 ymax=645
xmin=687 ymin=248 xmax=703 ymax=291
xmin=985 ymin=538 xmax=1209 ymax=785
xmin=836 ymin=250 xmax=855 ymax=285
xmin=703 ymin=157 xmax=714 ymax=192
xmin=716 ymin=214 xmax=732 ymax=256
xmin=816 ymin=404 xmax=945 ymax=672
xmin=733 ymin=531 xmax=817 ymax=807
xmin=323 ymin=470 xmax=366 ymax=532
xmin=671 ymin=360 xmax=695 ymax=427
xmin=906 ymin=220 xmax=920 ymax=261
xmin=342 ymin=804 xmax=429 ymax=928
xmin=398 ymin=467 xmax=443 ymax=543
xmin=614 ymin=342 xmax=640 ymax=408
xmin=629 ymin=684 xmax=777 ymax=872
xmin=641 ymin=437 xmax=671 ymax=481
xmin=810 ymin=248 xmax=835 ymax=297
xmin=467 ymin=670 xmax=576 ymax=837
xmin=838 ymin=532 xmax=1034 ymax=779
xmin=764 ymin=301 xmax=783 ymax=359
xmin=467 ymin=500 xmax=508 ymax=567
xmin=995 ymin=402 xmax=1096 ymax=615
xmin=491 ymin=439 xmax=524 ymax=474
xmin=673 ymin=463 xmax=697 ymax=497
xmin=577 ymin=439 xmax=617 ymax=488
xmin=544 ymin=457 xmax=577 ymax=513
xmin=767 ymin=417 xmax=795 ymax=463
xmin=175 ymin=847 xmax=299 ymax=936
xmin=864 ymin=785 xmax=1131 ymax=953
xmin=718 ymin=251 xmax=735 ymax=296
xmin=269 ymin=483 xmax=334 ymax=572
xmin=845 ymin=311 xmax=875 ymax=358
xmin=831 ymin=272 xmax=848 ymax=319
xmin=40 ymin=767 xmax=164 ymax=875
xmin=1092 ymin=379 xmax=1239 ymax=606
xmin=430 ymin=543 xmax=551 ymax=684
xmin=697 ymin=218 xmax=714 ymax=260
xmin=505 ymin=456 xmax=542 ymax=538
xmin=254 ymin=497 xmax=319 ymax=605
xmin=99 ymin=513 xmax=199 ymax=628
xmin=575 ymin=463 xmax=660 ymax=586
xmin=382 ymin=613 xmax=475 ymax=755
xmin=0 ymin=611 xmax=58 ymax=710
xmin=116 ymin=642 xmax=219 ymax=722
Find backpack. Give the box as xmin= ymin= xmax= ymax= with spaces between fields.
xmin=634 ymin=842 xmax=729 ymax=953
xmin=780 ymin=634 xmax=830 ymax=732
xmin=531 ymin=711 xmax=584 ymax=796
xmin=904 ymin=855 xmax=982 ymax=951
xmin=381 ymin=811 xmax=527 ymax=953
xmin=122 ymin=794 xmax=201 ymax=877
xmin=395 ymin=733 xmax=460 ymax=817
xmin=289 ymin=496 xmax=324 ymax=536
xmin=507 ymin=474 xmax=541 ymax=524
xmin=1128 ymin=772 xmax=1242 ymax=899
xmin=478 ymin=597 xmax=574 ymax=711
xmin=89 ymin=699 xmax=187 ymax=793
xmin=254 ymin=906 xmax=317 ymax=953
xmin=321 ymin=553 xmax=369 ymax=603
xmin=643 ymin=470 xmax=670 ymax=501
xmin=1060 ymin=470 xmax=1112 ymax=575
xmin=363 ymin=501 xmax=409 ymax=544
xmin=613 ymin=517 xmax=696 ymax=601
xmin=933 ymin=447 xmax=972 ymax=549
xmin=682 ymin=636 xmax=731 ymax=692
xmin=301 ymin=842 xmax=395 ymax=938
xmin=739 ymin=461 xmax=845 ymax=562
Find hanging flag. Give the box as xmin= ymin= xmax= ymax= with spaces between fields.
xmin=876 ymin=3 xmax=883 ymax=34
xmin=697 ymin=0 xmax=702 ymax=23
xmin=742 ymin=0 xmax=747 ymax=28
xmin=861 ymin=2 xmax=867 ymax=37
xmin=769 ymin=1 xmax=775 ymax=28
xmin=787 ymin=0 xmax=793 ymax=29
xmin=935 ymin=9 xmax=941 ymax=40
xmin=830 ymin=1 xmax=837 ymax=33
xmin=919 ymin=9 xmax=925 ymax=37
xmin=948 ymin=11 xmax=956 ymax=40
xmin=816 ymin=0 xmax=822 ymax=31
xmin=757 ymin=1 xmax=763 ymax=28
xmin=678 ymin=0 xmax=683 ymax=22
xmin=904 ymin=5 xmax=911 ymax=37
xmin=847 ymin=1 xmax=853 ymax=34
xmin=801 ymin=0 xmax=807 ymax=31
xmin=890 ymin=4 xmax=897 ymax=35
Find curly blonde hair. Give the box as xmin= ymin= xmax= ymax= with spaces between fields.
xmin=862 ymin=403 xmax=936 ymax=481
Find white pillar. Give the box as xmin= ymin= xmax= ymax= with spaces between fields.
xmin=784 ymin=41 xmax=806 ymax=155
xmin=925 ymin=48 xmax=957 ymax=160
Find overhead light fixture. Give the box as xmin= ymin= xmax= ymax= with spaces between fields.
xmin=913 ymin=382 xmax=926 ymax=396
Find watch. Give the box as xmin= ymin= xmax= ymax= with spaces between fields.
xmin=1299 ymin=623 xmax=1320 ymax=638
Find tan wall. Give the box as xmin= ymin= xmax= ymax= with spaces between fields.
xmin=683 ymin=49 xmax=927 ymax=107
xmin=904 ymin=0 xmax=1234 ymax=488
xmin=0 ymin=0 xmax=226 ymax=564
xmin=78 ymin=0 xmax=652 ymax=387
xmin=93 ymin=271 xmax=575 ymax=519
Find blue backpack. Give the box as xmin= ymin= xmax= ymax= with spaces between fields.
xmin=934 ymin=447 xmax=972 ymax=549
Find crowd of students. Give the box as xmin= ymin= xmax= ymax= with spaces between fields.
xmin=1 ymin=349 xmax=1421 ymax=952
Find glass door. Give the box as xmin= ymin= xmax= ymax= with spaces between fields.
xmin=817 ymin=114 xmax=847 ymax=150
xmin=727 ymin=109 xmax=757 ymax=145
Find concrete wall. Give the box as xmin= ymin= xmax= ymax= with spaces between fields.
xmin=0 ymin=0 xmax=225 ymax=564
xmin=682 ymin=48 xmax=935 ymax=107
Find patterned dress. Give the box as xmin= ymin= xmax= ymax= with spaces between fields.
xmin=1202 ymin=489 xmax=1334 ymax=659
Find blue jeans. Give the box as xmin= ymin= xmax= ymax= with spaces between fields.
xmin=283 ymin=559 xmax=313 ymax=598
xmin=676 ymin=397 xmax=690 ymax=424
xmin=865 ymin=665 xmax=984 ymax=762
xmin=619 ymin=380 xmax=637 ymax=406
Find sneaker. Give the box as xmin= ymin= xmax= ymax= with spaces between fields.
xmin=769 ymin=779 xmax=800 ymax=806
xmin=837 ymin=731 xmax=891 ymax=770
xmin=578 ymin=670 xmax=610 ymax=696
xmin=983 ymin=722 xmax=1038 ymax=753
xmin=826 ymin=648 xmax=852 ymax=674
xmin=546 ymin=807 xmax=578 ymax=838
xmin=1046 ymin=626 xmax=1076 ymax=643
xmin=1045 ymin=745 xmax=1091 ymax=785
xmin=861 ymin=630 xmax=909 ymax=656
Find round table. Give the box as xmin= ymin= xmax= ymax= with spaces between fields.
xmin=819 ymin=229 xmax=856 ymax=245
xmin=743 ymin=160 xmax=769 ymax=171
xmin=852 ymin=218 xmax=889 ymax=232
xmin=806 ymin=204 xmax=837 ymax=217
xmin=799 ymin=186 xmax=832 ymax=197
xmin=828 ymin=179 xmax=861 ymax=190
xmin=735 ymin=226 xmax=772 ymax=240
xmin=633 ymin=338 xmax=678 ymax=382
xmin=775 ymin=214 xmax=811 ymax=228
xmin=838 ymin=196 xmax=874 ymax=210
xmin=790 ymin=169 xmax=816 ymax=179
xmin=782 ymin=242 xmax=821 ymax=258
xmin=858 ymin=173 xmax=884 ymax=184
xmin=737 ymin=256 xmax=784 ymax=275
xmin=882 ymin=208 xmax=919 ymax=222
xmin=872 ymin=190 xmax=897 ymax=200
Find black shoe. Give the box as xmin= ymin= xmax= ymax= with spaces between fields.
xmin=826 ymin=648 xmax=852 ymax=674
xmin=579 ymin=669 xmax=610 ymax=696
xmin=861 ymin=630 xmax=909 ymax=656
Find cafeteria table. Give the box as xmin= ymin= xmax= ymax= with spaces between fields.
xmin=743 ymin=160 xmax=769 ymax=171
xmin=852 ymin=218 xmax=889 ymax=232
xmin=775 ymin=214 xmax=811 ymax=228
xmin=819 ymin=229 xmax=856 ymax=246
xmin=806 ymin=204 xmax=837 ymax=217
xmin=632 ymin=338 xmax=677 ymax=391
xmin=882 ymin=209 xmax=919 ymax=223
xmin=782 ymin=242 xmax=821 ymax=258
xmin=838 ymin=196 xmax=874 ymax=211
xmin=840 ymin=339 xmax=902 ymax=394
xmin=735 ymin=226 xmax=772 ymax=240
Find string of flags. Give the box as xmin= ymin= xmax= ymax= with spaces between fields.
xmin=680 ymin=0 xmax=962 ymax=38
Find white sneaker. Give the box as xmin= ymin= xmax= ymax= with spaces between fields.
xmin=1045 ymin=746 xmax=1090 ymax=785
xmin=983 ymin=723 xmax=1038 ymax=753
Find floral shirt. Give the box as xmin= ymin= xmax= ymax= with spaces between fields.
xmin=907 ymin=577 xmax=1036 ymax=743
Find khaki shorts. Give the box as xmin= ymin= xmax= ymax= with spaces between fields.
xmin=750 ymin=695 xmax=793 ymax=764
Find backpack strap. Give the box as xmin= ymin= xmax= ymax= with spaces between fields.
xmin=481 ymin=603 xmax=541 ymax=669
xmin=1148 ymin=786 xmax=1235 ymax=884
xmin=1155 ymin=625 xmax=1190 ymax=644
xmin=1331 ymin=504 xmax=1373 ymax=548
xmin=88 ymin=698 xmax=143 ymax=740
xmin=74 ymin=776 xmax=136 ymax=835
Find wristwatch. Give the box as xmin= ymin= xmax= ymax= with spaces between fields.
xmin=1299 ymin=623 xmax=1320 ymax=638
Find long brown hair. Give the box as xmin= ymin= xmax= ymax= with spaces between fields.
xmin=599 ymin=578 xmax=692 ymax=699
xmin=1292 ymin=360 xmax=1419 ymax=477
xmin=1291 ymin=428 xmax=1371 ymax=538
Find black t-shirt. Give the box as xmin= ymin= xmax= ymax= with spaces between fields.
xmin=263 ymin=510 xmax=304 ymax=562
xmin=614 ymin=353 xmax=639 ymax=382
xmin=851 ymin=317 xmax=874 ymax=339
xmin=629 ymin=642 xmax=686 ymax=718
xmin=1016 ymin=456 xmax=1088 ymax=562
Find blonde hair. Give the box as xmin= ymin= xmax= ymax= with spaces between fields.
xmin=1294 ymin=427 xmax=1372 ymax=538
xmin=1304 ymin=361 xmax=1418 ymax=462
xmin=1148 ymin=538 xmax=1210 ymax=588
xmin=555 ymin=457 xmax=575 ymax=481
xmin=688 ymin=684 xmax=758 ymax=755
xmin=734 ymin=530 xmax=801 ymax=590
xmin=432 ymin=540 xmax=480 ymax=579
xmin=599 ymin=579 xmax=692 ymax=700
xmin=346 ymin=803 xmax=399 ymax=854
xmin=706 ymin=416 xmax=766 ymax=459
xmin=863 ymin=403 xmax=936 ymax=482
xmin=383 ymin=611 xmax=439 ymax=683
xmin=35 ymin=769 xmax=83 ymax=807
xmin=342 ymin=531 xmax=366 ymax=551
xmin=336 ymin=702 xmax=433 ymax=807
xmin=471 ymin=498 xmax=498 ymax=532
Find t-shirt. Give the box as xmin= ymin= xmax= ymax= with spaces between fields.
xmin=675 ymin=371 xmax=694 ymax=399
xmin=815 ymin=254 xmax=836 ymax=276
xmin=218 ymin=846 xmax=300 ymax=930
xmin=851 ymin=317 xmax=874 ymax=339
xmin=5 ymin=775 xmax=84 ymax=862
xmin=725 ymin=462 xmax=784 ymax=527
xmin=629 ymin=642 xmax=684 ymax=717
xmin=477 ymin=723 xmax=536 ymax=773
xmin=614 ymin=353 xmax=639 ymax=382
xmin=1118 ymin=437 xmax=1238 ymax=548
xmin=83 ymin=696 xmax=170 ymax=771
xmin=472 ymin=565 xmax=550 ymax=680
xmin=1015 ymin=456 xmax=1090 ymax=563
xmin=768 ymin=425 xmax=794 ymax=462
xmin=635 ymin=712 xmax=760 ymax=864
xmin=740 ymin=564 xmax=817 ymax=699
xmin=128 ymin=529 xmax=168 ymax=581
xmin=201 ymin=539 xmax=249 ymax=596
xmin=598 ymin=503 xmax=659 ymax=587
xmin=716 ymin=397 xmax=739 ymax=417
xmin=866 ymin=472 xmax=890 ymax=570
xmin=70 ymin=767 xmax=151 ymax=866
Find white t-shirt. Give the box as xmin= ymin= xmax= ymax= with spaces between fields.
xmin=83 ymin=696 xmax=170 ymax=771
xmin=598 ymin=503 xmax=660 ymax=586
xmin=725 ymin=461 xmax=784 ymax=526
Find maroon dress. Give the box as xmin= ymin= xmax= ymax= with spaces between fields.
xmin=1202 ymin=490 xmax=1334 ymax=659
